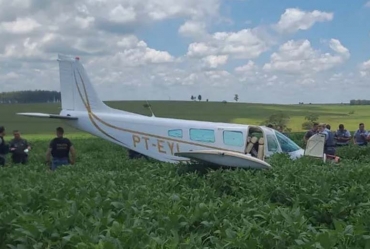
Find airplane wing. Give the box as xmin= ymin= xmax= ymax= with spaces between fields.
xmin=16 ymin=112 xmax=78 ymax=120
xmin=174 ymin=150 xmax=272 ymax=170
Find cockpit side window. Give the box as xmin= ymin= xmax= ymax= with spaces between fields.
xmin=266 ymin=134 xmax=279 ymax=152
xmin=275 ymin=131 xmax=301 ymax=152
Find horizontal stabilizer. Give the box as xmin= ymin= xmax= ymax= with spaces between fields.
xmin=16 ymin=112 xmax=78 ymax=120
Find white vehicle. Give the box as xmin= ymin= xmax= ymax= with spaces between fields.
xmin=17 ymin=54 xmax=326 ymax=170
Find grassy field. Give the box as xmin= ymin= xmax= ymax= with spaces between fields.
xmin=1 ymin=134 xmax=370 ymax=247
xmin=0 ymin=101 xmax=368 ymax=134
xmin=2 ymin=102 xmax=370 ymax=247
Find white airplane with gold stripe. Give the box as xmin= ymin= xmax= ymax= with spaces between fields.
xmin=17 ymin=54 xmax=326 ymax=170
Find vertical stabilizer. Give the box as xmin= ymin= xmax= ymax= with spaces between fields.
xmin=58 ymin=54 xmax=111 ymax=112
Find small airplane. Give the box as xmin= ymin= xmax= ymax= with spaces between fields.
xmin=16 ymin=54 xmax=329 ymax=170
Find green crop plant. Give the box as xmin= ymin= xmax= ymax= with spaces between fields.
xmin=1 ymin=135 xmax=370 ymax=248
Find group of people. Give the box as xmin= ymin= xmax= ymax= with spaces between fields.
xmin=303 ymin=122 xmax=369 ymax=156
xmin=0 ymin=126 xmax=76 ymax=170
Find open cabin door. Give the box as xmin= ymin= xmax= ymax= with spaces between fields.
xmin=245 ymin=126 xmax=266 ymax=161
xmin=304 ymin=133 xmax=326 ymax=161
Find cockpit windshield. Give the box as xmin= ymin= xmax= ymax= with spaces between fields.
xmin=275 ymin=131 xmax=301 ymax=152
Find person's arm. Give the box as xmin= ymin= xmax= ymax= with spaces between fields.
xmin=322 ymin=131 xmax=329 ymax=140
xmin=45 ymin=148 xmax=51 ymax=163
xmin=69 ymin=145 xmax=76 ymax=164
xmin=344 ymin=131 xmax=351 ymax=141
xmin=46 ymin=140 xmax=53 ymax=164
xmin=365 ymin=131 xmax=370 ymax=142
xmin=25 ymin=140 xmax=31 ymax=150
xmin=0 ymin=137 xmax=9 ymax=153
xmin=303 ymin=131 xmax=310 ymax=142
xmin=9 ymin=140 xmax=15 ymax=152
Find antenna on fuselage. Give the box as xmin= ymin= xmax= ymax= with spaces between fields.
xmin=145 ymin=100 xmax=156 ymax=117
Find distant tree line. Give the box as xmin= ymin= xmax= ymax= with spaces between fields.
xmin=190 ymin=94 xmax=239 ymax=102
xmin=349 ymin=99 xmax=370 ymax=105
xmin=0 ymin=90 xmax=61 ymax=104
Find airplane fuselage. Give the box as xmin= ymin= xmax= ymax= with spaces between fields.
xmin=59 ymin=108 xmax=305 ymax=164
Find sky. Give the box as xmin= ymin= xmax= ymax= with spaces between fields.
xmin=0 ymin=0 xmax=369 ymax=104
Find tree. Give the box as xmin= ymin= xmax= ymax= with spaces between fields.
xmin=198 ymin=95 xmax=202 ymax=101
xmin=234 ymin=94 xmax=239 ymax=102
xmin=302 ymin=113 xmax=319 ymax=130
xmin=260 ymin=112 xmax=291 ymax=132
xmin=305 ymin=113 xmax=319 ymax=122
xmin=350 ymin=99 xmax=370 ymax=105
xmin=0 ymin=90 xmax=61 ymax=104
xmin=190 ymin=95 xmax=194 ymax=100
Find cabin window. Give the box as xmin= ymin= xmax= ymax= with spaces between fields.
xmin=266 ymin=134 xmax=279 ymax=152
xmin=223 ymin=131 xmax=244 ymax=147
xmin=275 ymin=131 xmax=301 ymax=152
xmin=189 ymin=128 xmax=215 ymax=143
xmin=168 ymin=129 xmax=183 ymax=138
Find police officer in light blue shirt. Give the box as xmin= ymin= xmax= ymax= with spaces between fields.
xmin=318 ymin=123 xmax=335 ymax=156
xmin=334 ymin=124 xmax=351 ymax=146
xmin=353 ymin=123 xmax=368 ymax=146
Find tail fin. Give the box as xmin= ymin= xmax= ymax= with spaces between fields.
xmin=17 ymin=54 xmax=140 ymax=120
xmin=58 ymin=54 xmax=110 ymax=112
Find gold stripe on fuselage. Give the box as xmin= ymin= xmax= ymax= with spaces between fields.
xmin=73 ymin=65 xmax=243 ymax=155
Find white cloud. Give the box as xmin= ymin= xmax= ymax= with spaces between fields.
xmin=360 ymin=59 xmax=370 ymax=76
xmin=263 ymin=39 xmax=350 ymax=74
xmin=274 ymin=8 xmax=333 ymax=34
xmin=108 ymin=5 xmax=136 ymax=24
xmin=0 ymin=1 xmax=367 ymax=104
xmin=235 ymin=60 xmax=258 ymax=73
xmin=95 ymin=35 xmax=175 ymax=67
xmin=365 ymin=1 xmax=370 ymax=7
xmin=0 ymin=17 xmax=41 ymax=34
xmin=187 ymin=28 xmax=273 ymax=60
xmin=201 ymin=55 xmax=228 ymax=69
xmin=178 ymin=20 xmax=207 ymax=38
xmin=328 ymin=38 xmax=350 ymax=58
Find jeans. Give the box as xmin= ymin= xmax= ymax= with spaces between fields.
xmin=51 ymin=157 xmax=69 ymax=170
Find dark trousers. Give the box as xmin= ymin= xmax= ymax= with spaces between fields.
xmin=0 ymin=156 xmax=5 ymax=166
xmin=324 ymin=147 xmax=336 ymax=156
xmin=11 ymin=153 xmax=28 ymax=164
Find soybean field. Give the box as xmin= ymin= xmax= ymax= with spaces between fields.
xmin=1 ymin=102 xmax=370 ymax=248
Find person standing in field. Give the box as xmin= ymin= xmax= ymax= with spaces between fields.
xmin=318 ymin=123 xmax=336 ymax=156
xmin=0 ymin=126 xmax=10 ymax=166
xmin=334 ymin=124 xmax=351 ymax=146
xmin=353 ymin=123 xmax=368 ymax=146
xmin=304 ymin=122 xmax=318 ymax=143
xmin=9 ymin=130 xmax=31 ymax=165
xmin=46 ymin=127 xmax=76 ymax=170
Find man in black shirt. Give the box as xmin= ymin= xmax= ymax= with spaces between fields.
xmin=9 ymin=130 xmax=31 ymax=165
xmin=304 ymin=122 xmax=319 ymax=144
xmin=0 ymin=126 xmax=9 ymax=166
xmin=46 ymin=127 xmax=76 ymax=170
